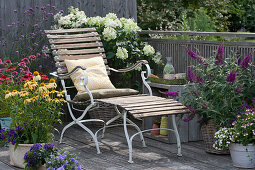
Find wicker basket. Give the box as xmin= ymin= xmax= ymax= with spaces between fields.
xmin=88 ymin=105 xmax=122 ymax=127
xmin=201 ymin=119 xmax=229 ymax=154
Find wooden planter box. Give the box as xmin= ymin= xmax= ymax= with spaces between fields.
xmin=143 ymin=82 xmax=202 ymax=143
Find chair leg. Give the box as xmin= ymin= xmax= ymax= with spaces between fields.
xmin=123 ymin=111 xmax=134 ymax=163
xmin=101 ymin=115 xmax=121 ymax=139
xmin=77 ymin=121 xmax=101 ymax=154
xmin=126 ymin=118 xmax=146 ymax=147
xmin=59 ymin=121 xmax=75 ymax=143
xmin=171 ymin=115 xmax=182 ymax=156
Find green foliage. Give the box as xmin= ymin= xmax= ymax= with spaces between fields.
xmin=183 ymin=46 xmax=255 ymax=127
xmin=54 ymin=7 xmax=163 ymax=88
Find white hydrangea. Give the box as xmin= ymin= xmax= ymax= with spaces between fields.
xmin=143 ymin=45 xmax=155 ymax=56
xmin=104 ymin=18 xmax=122 ymax=28
xmin=87 ymin=16 xmax=104 ymax=26
xmin=105 ymin=13 xmax=118 ymax=20
xmin=116 ymin=47 xmax=128 ymax=60
xmin=103 ymin=27 xmax=117 ymax=41
xmin=121 ymin=18 xmax=141 ymax=34
xmin=152 ymin=52 xmax=163 ymax=65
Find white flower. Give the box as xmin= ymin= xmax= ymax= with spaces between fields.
xmin=87 ymin=16 xmax=104 ymax=26
xmin=152 ymin=52 xmax=163 ymax=65
xmin=122 ymin=18 xmax=141 ymax=34
xmin=116 ymin=47 xmax=128 ymax=60
xmin=103 ymin=27 xmax=117 ymax=41
xmin=143 ymin=45 xmax=155 ymax=56
xmin=104 ymin=18 xmax=122 ymax=28
xmin=105 ymin=13 xmax=118 ymax=20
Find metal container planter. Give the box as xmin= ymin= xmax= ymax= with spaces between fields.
xmin=229 ymin=143 xmax=255 ymax=168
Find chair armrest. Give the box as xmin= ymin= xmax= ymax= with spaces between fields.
xmin=110 ymin=60 xmax=152 ymax=96
xmin=57 ymin=66 xmax=86 ymax=78
xmin=109 ymin=60 xmax=149 ymax=73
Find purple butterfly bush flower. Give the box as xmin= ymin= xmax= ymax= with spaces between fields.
xmin=240 ymin=54 xmax=252 ymax=68
xmin=226 ymin=70 xmax=237 ymax=83
xmin=188 ymin=68 xmax=196 ymax=82
xmin=215 ymin=44 xmax=224 ymax=65
xmin=187 ymin=48 xmax=199 ymax=60
xmin=165 ymin=91 xmax=179 ymax=98
xmin=235 ymin=86 xmax=242 ymax=94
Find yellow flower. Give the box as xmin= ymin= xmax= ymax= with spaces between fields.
xmin=38 ymin=86 xmax=48 ymax=93
xmin=53 ymin=98 xmax=60 ymax=103
xmin=49 ymin=78 xmax=55 ymax=83
xmin=59 ymin=98 xmax=66 ymax=103
xmin=57 ymin=92 xmax=64 ymax=97
xmin=11 ymin=90 xmax=19 ymax=96
xmin=40 ymin=83 xmax=45 ymax=86
xmin=19 ymin=91 xmax=29 ymax=97
xmin=43 ymin=94 xmax=49 ymax=98
xmin=33 ymin=71 xmax=39 ymax=76
xmin=24 ymin=98 xmax=32 ymax=104
xmin=5 ymin=91 xmax=11 ymax=99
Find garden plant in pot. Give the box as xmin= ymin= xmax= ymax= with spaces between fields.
xmin=183 ymin=45 xmax=255 ymax=153
xmin=24 ymin=143 xmax=82 ymax=170
xmin=0 ymin=56 xmax=37 ymax=129
xmin=214 ymin=109 xmax=255 ymax=168
xmin=151 ymin=118 xmax=160 ymax=135
xmin=0 ymin=71 xmax=65 ymax=168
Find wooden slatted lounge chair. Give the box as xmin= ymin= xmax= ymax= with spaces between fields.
xmin=45 ymin=28 xmax=189 ymax=163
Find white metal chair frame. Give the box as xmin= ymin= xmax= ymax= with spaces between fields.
xmin=51 ymin=61 xmax=182 ymax=163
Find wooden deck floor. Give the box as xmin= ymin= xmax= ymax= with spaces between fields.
xmin=0 ymin=122 xmax=238 ymax=170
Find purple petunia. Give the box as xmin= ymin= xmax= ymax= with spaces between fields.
xmin=226 ymin=70 xmax=236 ymax=83
xmin=240 ymin=54 xmax=252 ymax=68
xmin=215 ymin=44 xmax=224 ymax=65
xmin=30 ymin=143 xmax=42 ymax=151
xmin=44 ymin=143 xmax=55 ymax=150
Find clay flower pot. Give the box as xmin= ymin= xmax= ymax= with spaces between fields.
xmin=151 ymin=123 xmax=160 ymax=135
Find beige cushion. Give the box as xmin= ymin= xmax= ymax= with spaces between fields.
xmin=73 ymin=88 xmax=139 ymax=101
xmin=65 ymin=57 xmax=115 ymax=94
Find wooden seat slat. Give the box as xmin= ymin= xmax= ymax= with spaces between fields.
xmin=53 ymin=48 xmax=105 ymax=55
xmin=51 ymin=42 xmax=103 ymax=50
xmin=47 ymin=32 xmax=99 ymax=39
xmin=49 ymin=37 xmax=101 ymax=44
xmin=133 ymin=109 xmax=189 ymax=118
xmin=54 ymin=54 xmax=106 ymax=62
xmin=129 ymin=105 xmax=187 ymax=114
xmin=125 ymin=102 xmax=183 ymax=111
xmin=122 ymin=100 xmax=177 ymax=108
xmin=45 ymin=28 xmax=96 ymax=34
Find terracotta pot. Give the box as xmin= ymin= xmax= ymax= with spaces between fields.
xmin=151 ymin=124 xmax=160 ymax=135
xmin=9 ymin=144 xmax=33 ymax=168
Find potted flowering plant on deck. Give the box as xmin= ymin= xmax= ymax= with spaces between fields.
xmin=0 ymin=71 xmax=66 ymax=168
xmin=183 ymin=45 xmax=255 ymax=153
xmin=214 ymin=109 xmax=255 ymax=168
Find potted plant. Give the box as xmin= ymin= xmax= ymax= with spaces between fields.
xmin=23 ymin=143 xmax=82 ymax=170
xmin=1 ymin=71 xmax=65 ymax=168
xmin=183 ymin=45 xmax=255 ymax=153
xmin=214 ymin=109 xmax=255 ymax=168
xmin=0 ymin=56 xmax=37 ymax=129
xmin=151 ymin=118 xmax=160 ymax=135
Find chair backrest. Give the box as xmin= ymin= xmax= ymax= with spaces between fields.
xmin=45 ymin=28 xmax=109 ymax=79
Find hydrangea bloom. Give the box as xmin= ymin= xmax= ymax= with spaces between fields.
xmin=143 ymin=45 xmax=155 ymax=56
xmin=102 ymin=27 xmax=117 ymax=41
xmin=116 ymin=47 xmax=128 ymax=60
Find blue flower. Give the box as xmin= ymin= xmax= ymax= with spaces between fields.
xmin=30 ymin=143 xmax=42 ymax=151
xmin=24 ymin=152 xmax=28 ymax=160
xmin=44 ymin=143 xmax=54 ymax=150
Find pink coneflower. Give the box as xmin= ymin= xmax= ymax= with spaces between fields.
xmin=18 ymin=62 xmax=26 ymax=67
xmin=29 ymin=55 xmax=36 ymax=61
xmin=21 ymin=58 xmax=29 ymax=63
xmin=0 ymin=76 xmax=10 ymax=81
xmin=6 ymin=66 xmax=16 ymax=72
xmin=4 ymin=60 xmax=12 ymax=65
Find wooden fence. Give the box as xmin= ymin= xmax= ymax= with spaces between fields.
xmin=140 ymin=31 xmax=255 ymax=75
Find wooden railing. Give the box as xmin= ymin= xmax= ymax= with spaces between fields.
xmin=140 ymin=30 xmax=255 ymax=74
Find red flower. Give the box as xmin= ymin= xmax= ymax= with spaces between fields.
xmin=0 ymin=76 xmax=10 ymax=81
xmin=6 ymin=66 xmax=16 ymax=72
xmin=18 ymin=62 xmax=26 ymax=67
xmin=4 ymin=60 xmax=12 ymax=65
xmin=0 ymin=68 xmax=5 ymax=73
xmin=29 ymin=55 xmax=36 ymax=61
xmin=41 ymin=74 xmax=49 ymax=80
xmin=0 ymin=59 xmax=2 ymax=64
xmin=21 ymin=58 xmax=30 ymax=64
xmin=20 ymin=74 xmax=31 ymax=81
